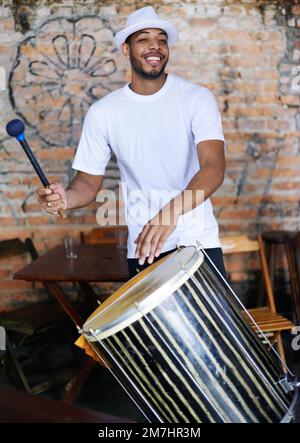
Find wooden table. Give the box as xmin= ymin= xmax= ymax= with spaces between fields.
xmin=14 ymin=243 xmax=129 ymax=402
xmin=0 ymin=385 xmax=135 ymax=423
xmin=14 ymin=243 xmax=129 ymax=326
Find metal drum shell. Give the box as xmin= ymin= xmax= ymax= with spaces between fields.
xmin=82 ymin=247 xmax=294 ymax=423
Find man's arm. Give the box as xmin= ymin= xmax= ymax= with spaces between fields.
xmin=37 ymin=171 xmax=104 ymax=215
xmin=135 ymin=140 xmax=225 ymax=264
xmin=172 ymin=139 xmax=225 ymax=215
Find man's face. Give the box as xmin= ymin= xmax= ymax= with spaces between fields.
xmin=122 ymin=28 xmax=169 ymax=80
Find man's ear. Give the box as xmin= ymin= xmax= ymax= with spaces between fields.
xmin=121 ymin=42 xmax=130 ymax=59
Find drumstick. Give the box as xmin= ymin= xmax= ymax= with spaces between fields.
xmin=6 ymin=119 xmax=68 ymax=219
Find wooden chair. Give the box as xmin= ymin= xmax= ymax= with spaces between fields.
xmin=220 ymin=234 xmax=294 ymax=370
xmin=285 ymin=232 xmax=300 ymax=325
xmin=0 ymin=238 xmax=71 ymax=394
xmin=80 ymin=226 xmax=128 ymax=246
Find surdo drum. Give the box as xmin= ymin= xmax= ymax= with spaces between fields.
xmin=82 ymin=246 xmax=298 ymax=423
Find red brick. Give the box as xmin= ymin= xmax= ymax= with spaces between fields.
xmin=0 ymin=218 xmax=22 ymax=226
xmin=26 ymin=216 xmax=52 ymax=225
xmin=4 ymin=190 xmax=26 ymax=199
xmin=292 ymin=5 xmax=300 ymax=15
xmin=273 ymin=169 xmax=299 ymax=177
xmin=219 ymin=209 xmax=257 ymax=219
xmin=38 ymin=148 xmax=75 ymax=160
xmin=0 ymin=269 xmax=10 ymax=278
xmin=0 ymin=280 xmax=33 ymax=291
xmin=272 ymin=182 xmax=300 ymax=190
xmin=188 ymin=18 xmax=217 ymax=27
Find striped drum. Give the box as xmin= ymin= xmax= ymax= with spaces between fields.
xmin=82 ymin=246 xmax=298 ymax=423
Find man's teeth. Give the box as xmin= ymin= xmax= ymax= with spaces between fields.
xmin=146 ymin=57 xmax=160 ymax=61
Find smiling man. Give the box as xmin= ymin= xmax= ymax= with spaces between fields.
xmin=37 ymin=6 xmax=227 ymax=279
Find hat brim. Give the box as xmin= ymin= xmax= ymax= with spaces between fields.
xmin=114 ymin=19 xmax=177 ymax=49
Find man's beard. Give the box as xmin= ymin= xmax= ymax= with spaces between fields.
xmin=130 ymin=54 xmax=168 ymax=79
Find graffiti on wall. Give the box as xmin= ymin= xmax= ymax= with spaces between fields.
xmin=9 ymin=16 xmax=121 ymax=147
xmin=0 ymin=15 xmax=124 ymax=218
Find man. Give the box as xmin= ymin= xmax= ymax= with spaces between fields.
xmin=37 ymin=6 xmax=226 ymax=280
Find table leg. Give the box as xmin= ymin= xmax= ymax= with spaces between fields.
xmin=44 ymin=282 xmax=97 ymax=403
xmin=62 ymin=358 xmax=97 ymax=403
xmin=79 ymin=282 xmax=101 ymax=310
xmin=45 ymin=281 xmax=84 ymax=327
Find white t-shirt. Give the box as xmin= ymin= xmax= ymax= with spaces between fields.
xmin=72 ymin=73 xmax=225 ymax=258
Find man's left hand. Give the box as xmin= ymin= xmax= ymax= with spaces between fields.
xmin=134 ymin=206 xmax=179 ymax=265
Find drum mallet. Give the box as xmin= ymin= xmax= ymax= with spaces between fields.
xmin=6 ymin=118 xmax=68 ymax=219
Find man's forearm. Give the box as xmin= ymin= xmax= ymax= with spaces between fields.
xmin=136 ymin=165 xmax=224 ymax=264
xmin=65 ymin=172 xmax=104 ymax=209
xmin=168 ymin=165 xmax=224 ymax=221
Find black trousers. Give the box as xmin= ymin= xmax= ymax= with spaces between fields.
xmin=127 ymin=247 xmax=227 ymax=281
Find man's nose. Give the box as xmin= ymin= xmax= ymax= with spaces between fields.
xmin=148 ymin=39 xmax=160 ymax=50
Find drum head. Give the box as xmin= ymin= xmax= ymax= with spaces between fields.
xmin=83 ymin=246 xmax=203 ymax=341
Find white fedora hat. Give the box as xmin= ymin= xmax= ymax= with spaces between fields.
xmin=114 ymin=6 xmax=177 ymax=49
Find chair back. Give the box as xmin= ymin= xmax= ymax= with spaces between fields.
xmin=0 ymin=238 xmax=38 ymax=261
xmin=220 ymin=234 xmax=276 ymax=312
xmin=285 ymin=232 xmax=300 ymax=324
xmin=80 ymin=226 xmax=128 ymax=246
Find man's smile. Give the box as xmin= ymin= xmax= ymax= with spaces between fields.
xmin=144 ymin=53 xmax=164 ymax=67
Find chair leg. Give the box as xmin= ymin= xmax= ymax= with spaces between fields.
xmin=6 ymin=335 xmax=32 ymax=394
xmin=276 ymin=333 xmax=287 ymax=374
xmin=257 ymin=243 xmax=271 ymax=306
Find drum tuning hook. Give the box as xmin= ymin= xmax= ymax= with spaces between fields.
xmin=196 ymin=240 xmax=204 ymax=251
xmin=76 ymin=325 xmax=82 ymax=335
xmin=278 ymin=374 xmax=298 ymax=393
xmin=179 ymin=262 xmax=188 ymax=272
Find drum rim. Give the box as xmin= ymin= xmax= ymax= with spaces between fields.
xmin=280 ymin=384 xmax=299 ymax=423
xmin=83 ymin=246 xmax=204 ymax=341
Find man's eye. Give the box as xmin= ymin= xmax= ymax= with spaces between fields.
xmin=138 ymin=39 xmax=147 ymax=43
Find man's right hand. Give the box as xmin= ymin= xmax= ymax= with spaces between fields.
xmin=37 ymin=182 xmax=67 ymax=215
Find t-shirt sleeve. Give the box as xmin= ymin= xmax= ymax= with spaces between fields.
xmin=191 ymin=87 xmax=225 ymax=146
xmin=72 ymin=105 xmax=111 ymax=175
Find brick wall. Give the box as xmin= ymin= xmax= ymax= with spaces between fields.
xmin=0 ymin=0 xmax=299 ymax=310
